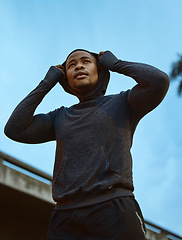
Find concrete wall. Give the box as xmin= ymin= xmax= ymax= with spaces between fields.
xmin=0 ymin=158 xmax=54 ymax=240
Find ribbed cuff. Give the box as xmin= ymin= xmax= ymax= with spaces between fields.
xmin=43 ymin=66 xmax=64 ymax=87
xmin=99 ymin=51 xmax=119 ymax=71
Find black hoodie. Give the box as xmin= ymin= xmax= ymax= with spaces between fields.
xmin=4 ymin=51 xmax=169 ymax=209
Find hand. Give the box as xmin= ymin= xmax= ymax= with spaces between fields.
xmin=55 ymin=64 xmax=66 ymax=80
xmin=98 ymin=51 xmax=105 ymax=60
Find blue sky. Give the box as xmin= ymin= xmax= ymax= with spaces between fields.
xmin=1 ymin=0 xmax=182 ymax=236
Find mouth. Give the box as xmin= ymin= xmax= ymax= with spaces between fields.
xmin=74 ymin=71 xmax=88 ymax=79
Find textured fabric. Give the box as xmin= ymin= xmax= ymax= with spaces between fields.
xmin=47 ymin=196 xmax=146 ymax=240
xmin=50 ymin=90 xmax=135 ymax=209
xmin=4 ymin=51 xmax=170 ymax=210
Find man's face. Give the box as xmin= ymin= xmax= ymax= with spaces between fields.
xmin=66 ymin=51 xmax=99 ymax=93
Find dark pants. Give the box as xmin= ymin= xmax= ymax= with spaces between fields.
xmin=48 ymin=196 xmax=146 ymax=240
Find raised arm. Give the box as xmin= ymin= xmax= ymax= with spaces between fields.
xmin=4 ymin=66 xmax=64 ymax=144
xmin=99 ymin=51 xmax=170 ymax=117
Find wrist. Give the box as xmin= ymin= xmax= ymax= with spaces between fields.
xmin=43 ymin=66 xmax=64 ymax=87
xmin=99 ymin=51 xmax=118 ymax=71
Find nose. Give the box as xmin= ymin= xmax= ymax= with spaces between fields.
xmin=75 ymin=63 xmax=84 ymax=71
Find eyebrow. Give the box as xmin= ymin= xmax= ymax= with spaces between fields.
xmin=67 ymin=56 xmax=92 ymax=66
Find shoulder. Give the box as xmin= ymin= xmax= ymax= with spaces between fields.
xmin=96 ymin=91 xmax=130 ymax=111
xmin=47 ymin=106 xmax=67 ymax=119
xmin=105 ymin=90 xmax=130 ymax=103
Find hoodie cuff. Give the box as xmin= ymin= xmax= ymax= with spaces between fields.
xmin=43 ymin=66 xmax=64 ymax=87
xmin=99 ymin=51 xmax=119 ymax=71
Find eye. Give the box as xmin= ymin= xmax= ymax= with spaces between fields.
xmin=68 ymin=63 xmax=75 ymax=69
xmin=84 ymin=59 xmax=91 ymax=64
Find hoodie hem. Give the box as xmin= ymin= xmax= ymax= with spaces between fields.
xmin=54 ymin=187 xmax=133 ymax=210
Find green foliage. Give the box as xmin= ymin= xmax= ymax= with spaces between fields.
xmin=170 ymin=54 xmax=182 ymax=95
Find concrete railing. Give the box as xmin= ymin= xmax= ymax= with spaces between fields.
xmin=0 ymin=151 xmax=52 ymax=182
xmin=0 ymin=151 xmax=182 ymax=240
xmin=145 ymin=220 xmax=182 ymax=240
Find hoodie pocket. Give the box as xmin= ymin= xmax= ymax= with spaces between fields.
xmin=100 ymin=146 xmax=122 ymax=180
xmin=53 ymin=145 xmax=122 ymax=195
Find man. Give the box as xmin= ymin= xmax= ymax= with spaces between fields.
xmin=4 ymin=50 xmax=169 ymax=239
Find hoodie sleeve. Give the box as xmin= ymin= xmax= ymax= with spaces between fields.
xmin=99 ymin=51 xmax=170 ymax=118
xmin=4 ymin=66 xmax=63 ymax=144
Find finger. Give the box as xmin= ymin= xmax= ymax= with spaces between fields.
xmin=98 ymin=51 xmax=105 ymax=59
xmin=55 ymin=64 xmax=64 ymax=69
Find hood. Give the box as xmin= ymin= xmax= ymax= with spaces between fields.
xmin=58 ymin=49 xmax=110 ymax=102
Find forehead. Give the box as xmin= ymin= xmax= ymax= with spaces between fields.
xmin=66 ymin=51 xmax=96 ymax=64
